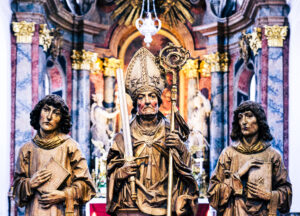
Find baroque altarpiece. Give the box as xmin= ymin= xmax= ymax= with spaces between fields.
xmin=9 ymin=0 xmax=289 ymax=214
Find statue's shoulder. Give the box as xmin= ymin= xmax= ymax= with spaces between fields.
xmin=19 ymin=140 xmax=35 ymax=152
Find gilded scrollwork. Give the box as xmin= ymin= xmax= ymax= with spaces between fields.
xmin=248 ymin=27 xmax=262 ymax=56
xmin=39 ymin=24 xmax=53 ymax=52
xmin=12 ymin=21 xmax=35 ymax=44
xmin=264 ymin=25 xmax=288 ymax=47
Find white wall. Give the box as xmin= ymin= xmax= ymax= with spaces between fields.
xmin=0 ymin=0 xmax=11 ymax=215
xmin=288 ymin=0 xmax=300 ymax=213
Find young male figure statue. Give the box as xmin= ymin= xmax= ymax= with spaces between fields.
xmin=106 ymin=48 xmax=199 ymax=216
xmin=208 ymin=101 xmax=292 ymax=215
xmin=13 ymin=95 xmax=96 ymax=215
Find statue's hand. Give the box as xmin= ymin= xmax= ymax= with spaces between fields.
xmin=38 ymin=190 xmax=66 ymax=208
xmin=165 ymin=130 xmax=184 ymax=154
xmin=29 ymin=169 xmax=52 ymax=189
xmin=247 ymin=182 xmax=271 ymax=201
xmin=237 ymin=159 xmax=263 ymax=178
xmin=116 ymin=161 xmax=138 ymax=180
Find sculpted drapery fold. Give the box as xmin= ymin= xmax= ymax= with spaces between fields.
xmin=207 ymin=141 xmax=292 ymax=216
xmin=13 ymin=134 xmax=96 ymax=216
xmin=106 ymin=115 xmax=199 ymax=216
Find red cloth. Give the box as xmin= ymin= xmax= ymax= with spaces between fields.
xmin=89 ymin=203 xmax=209 ymax=216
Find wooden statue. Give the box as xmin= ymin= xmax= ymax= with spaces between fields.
xmin=208 ymin=101 xmax=292 ymax=215
xmin=106 ymin=47 xmax=199 ymax=216
xmin=13 ymin=94 xmax=96 ymax=216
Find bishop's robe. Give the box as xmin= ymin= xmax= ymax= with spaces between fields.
xmin=106 ymin=115 xmax=199 ymax=216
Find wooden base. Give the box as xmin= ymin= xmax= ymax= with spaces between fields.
xmin=116 ymin=208 xmax=150 ymax=216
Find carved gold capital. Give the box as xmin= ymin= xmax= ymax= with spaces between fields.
xmin=71 ymin=49 xmax=98 ymax=71
xmin=204 ymin=52 xmax=228 ymax=73
xmin=264 ymin=25 xmax=288 ymax=47
xmin=198 ymin=60 xmax=211 ymax=77
xmin=39 ymin=24 xmax=53 ymax=51
xmin=12 ymin=21 xmax=35 ymax=44
xmin=103 ymin=58 xmax=122 ymax=77
xmin=181 ymin=59 xmax=199 ymax=79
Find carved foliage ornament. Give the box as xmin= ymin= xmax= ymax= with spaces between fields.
xmin=71 ymin=50 xmax=98 ymax=71
xmin=103 ymin=58 xmax=122 ymax=77
xmin=204 ymin=52 xmax=228 ymax=73
xmin=39 ymin=24 xmax=53 ymax=52
xmin=264 ymin=25 xmax=288 ymax=47
xmin=111 ymin=0 xmax=194 ymax=27
xmin=181 ymin=59 xmax=199 ymax=79
xmin=12 ymin=21 xmax=35 ymax=44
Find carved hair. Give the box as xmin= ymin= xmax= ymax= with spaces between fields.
xmin=230 ymin=100 xmax=273 ymax=141
xmin=30 ymin=94 xmax=72 ymax=134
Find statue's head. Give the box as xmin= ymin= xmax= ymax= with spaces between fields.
xmin=230 ymin=100 xmax=273 ymax=142
xmin=30 ymin=94 xmax=72 ymax=134
xmin=125 ymin=48 xmax=165 ymax=116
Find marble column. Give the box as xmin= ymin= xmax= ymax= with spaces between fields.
xmin=265 ymin=25 xmax=288 ymax=155
xmin=71 ymin=69 xmax=78 ymax=140
xmin=206 ymin=52 xmax=229 ymax=173
xmin=71 ymin=49 xmax=98 ymax=164
xmin=12 ymin=21 xmax=35 ymax=158
xmin=77 ymin=69 xmax=91 ymax=163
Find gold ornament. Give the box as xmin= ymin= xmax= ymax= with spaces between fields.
xmin=103 ymin=58 xmax=122 ymax=77
xmin=12 ymin=21 xmax=35 ymax=44
xmin=248 ymin=27 xmax=262 ymax=56
xmin=71 ymin=50 xmax=81 ymax=70
xmin=71 ymin=50 xmax=98 ymax=71
xmin=181 ymin=59 xmax=199 ymax=79
xmin=264 ymin=25 xmax=288 ymax=47
xmin=198 ymin=60 xmax=211 ymax=77
xmin=204 ymin=52 xmax=228 ymax=73
xmin=39 ymin=24 xmax=53 ymax=52
xmin=111 ymin=0 xmax=194 ymax=27
xmin=125 ymin=47 xmax=164 ymax=101
xmin=90 ymin=58 xmax=104 ymax=75
xmin=239 ymin=30 xmax=250 ymax=62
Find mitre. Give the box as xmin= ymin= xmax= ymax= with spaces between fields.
xmin=125 ymin=48 xmax=165 ymax=101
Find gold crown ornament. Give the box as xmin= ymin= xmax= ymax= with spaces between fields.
xmin=125 ymin=48 xmax=165 ymax=101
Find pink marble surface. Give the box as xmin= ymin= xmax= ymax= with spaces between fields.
xmin=238 ymin=68 xmax=254 ymax=94
xmin=10 ymin=34 xmax=16 ymax=185
xmin=49 ymin=67 xmax=63 ymax=90
xmin=283 ymin=36 xmax=289 ymax=170
xmin=261 ymin=28 xmax=269 ymax=116
xmin=31 ymin=25 xmax=39 ymax=108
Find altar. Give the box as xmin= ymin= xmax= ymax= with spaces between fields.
xmin=86 ymin=198 xmax=210 ymax=216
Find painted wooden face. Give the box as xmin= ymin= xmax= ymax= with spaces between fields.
xmin=238 ymin=110 xmax=259 ymax=137
xmin=137 ymin=91 xmax=159 ymax=116
xmin=39 ymin=104 xmax=62 ymax=133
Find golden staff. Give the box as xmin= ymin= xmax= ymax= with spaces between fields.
xmin=159 ymin=43 xmax=190 ymax=216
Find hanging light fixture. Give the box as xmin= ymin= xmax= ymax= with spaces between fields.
xmin=135 ymin=0 xmax=161 ymax=47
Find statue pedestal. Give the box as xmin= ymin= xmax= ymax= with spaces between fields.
xmin=117 ymin=208 xmax=150 ymax=216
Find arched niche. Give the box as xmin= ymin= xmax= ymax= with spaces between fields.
xmin=234 ymin=57 xmax=255 ymax=108
xmin=43 ymin=57 xmax=67 ymax=101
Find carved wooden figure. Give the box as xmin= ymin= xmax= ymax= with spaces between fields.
xmin=106 ymin=48 xmax=199 ymax=216
xmin=208 ymin=101 xmax=292 ymax=215
xmin=13 ymin=95 xmax=96 ymax=216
